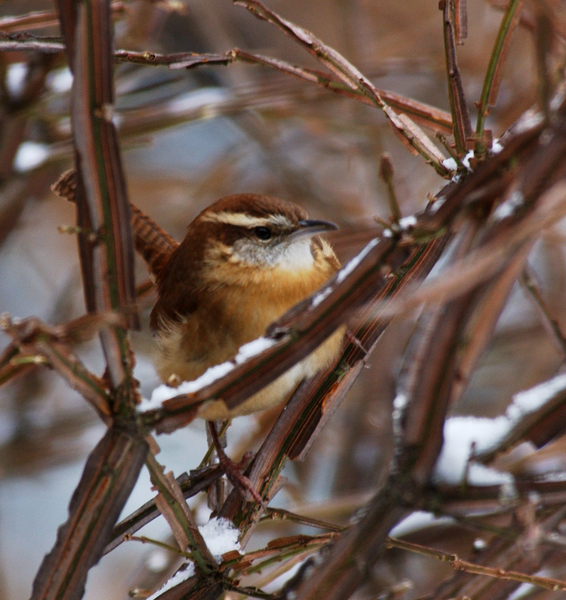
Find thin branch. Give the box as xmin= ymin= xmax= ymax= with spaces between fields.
xmin=145 ymin=452 xmax=217 ymax=574
xmin=0 ymin=2 xmax=126 ymax=33
xmin=386 ymin=536 xmax=566 ymax=592
xmin=475 ymin=0 xmax=524 ymax=149
xmin=521 ymin=264 xmax=566 ymax=357
xmin=233 ymin=0 xmax=450 ymax=176
xmin=0 ymin=39 xmax=453 ymax=134
xmin=441 ymin=0 xmax=473 ymax=154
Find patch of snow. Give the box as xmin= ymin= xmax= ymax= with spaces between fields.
xmin=47 ymin=67 xmax=73 ymax=93
xmin=312 ymin=286 xmax=332 ymax=307
xmin=390 ymin=511 xmax=454 ymax=537
xmin=147 ymin=563 xmax=195 ymax=600
xmin=429 ymin=195 xmax=446 ymax=214
xmin=393 ymin=392 xmax=407 ymax=411
xmin=442 ymin=157 xmax=457 ymax=171
xmin=234 ymin=337 xmax=276 ymax=364
xmin=493 ymin=190 xmax=524 ymax=221
xmin=468 ymin=463 xmax=513 ymax=486
xmin=146 ymin=518 xmax=241 ymax=599
xmin=399 ymin=216 xmax=417 ymax=230
xmin=336 ymin=238 xmax=379 ymax=283
xmin=199 ymin=517 xmax=241 ymax=560
xmin=491 ymin=139 xmax=503 ymax=154
xmin=461 ymin=150 xmax=475 ymax=171
xmin=507 ymin=372 xmax=566 ymax=420
xmin=7 ymin=63 xmax=27 ymax=97
xmin=433 ymin=416 xmax=511 ymax=484
xmin=13 ymin=142 xmax=50 ymax=172
xmin=140 ymin=361 xmax=234 ymax=410
xmin=139 ymin=337 xmax=277 ymax=411
xmin=434 ymin=374 xmax=566 ymax=486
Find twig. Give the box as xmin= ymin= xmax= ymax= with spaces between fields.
xmin=262 ymin=507 xmax=345 ymax=533
xmin=125 ymin=534 xmax=192 ymax=559
xmin=145 ymin=452 xmax=217 ymax=574
xmin=0 ymin=2 xmax=125 ymax=33
xmin=386 ymin=536 xmax=566 ymax=592
xmin=233 ymin=0 xmax=450 ymax=177
xmin=475 ymin=0 xmax=524 ymax=151
xmin=521 ymin=264 xmax=566 ymax=358
xmin=440 ymin=0 xmax=473 ymax=154
xmin=379 ymin=154 xmax=402 ymax=224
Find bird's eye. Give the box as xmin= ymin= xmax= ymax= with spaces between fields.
xmin=253 ymin=226 xmax=272 ymax=240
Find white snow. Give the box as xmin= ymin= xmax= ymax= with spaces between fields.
xmin=140 ymin=361 xmax=235 ymax=411
xmin=7 ymin=63 xmax=27 ymax=97
xmin=13 ymin=142 xmax=50 ymax=172
xmin=491 ymin=139 xmax=503 ymax=154
xmin=461 ymin=150 xmax=475 ymax=171
xmin=146 ymin=518 xmax=241 ymax=599
xmin=493 ymin=190 xmax=524 ymax=220
xmin=336 ymin=238 xmax=379 ymax=283
xmin=139 ymin=337 xmax=276 ymax=411
xmin=467 ymin=463 xmax=513 ymax=486
xmin=507 ymin=372 xmax=566 ymax=420
xmin=434 ymin=373 xmax=566 ymax=485
xmin=389 ymin=511 xmax=454 ymax=537
xmin=442 ymin=157 xmax=457 ymax=171
xmin=234 ymin=337 xmax=276 ymax=364
xmin=312 ymin=286 xmax=332 ymax=307
xmin=47 ymin=67 xmax=73 ymax=93
xmin=399 ymin=216 xmax=417 ymax=230
xmin=147 ymin=563 xmax=195 ymax=600
xmin=393 ymin=392 xmax=408 ymax=411
xmin=199 ymin=517 xmax=241 ymax=560
xmin=429 ymin=195 xmax=446 ymax=214
xmin=434 ymin=416 xmax=511 ymax=485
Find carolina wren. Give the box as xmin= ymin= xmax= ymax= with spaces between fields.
xmin=150 ymin=193 xmax=344 ymax=420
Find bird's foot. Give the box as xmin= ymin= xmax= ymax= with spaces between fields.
xmin=207 ymin=422 xmax=265 ymax=508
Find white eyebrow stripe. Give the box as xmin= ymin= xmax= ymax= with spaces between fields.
xmin=201 ymin=211 xmax=294 ymax=228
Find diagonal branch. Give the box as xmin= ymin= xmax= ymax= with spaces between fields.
xmin=233 ymin=0 xmax=450 ymax=176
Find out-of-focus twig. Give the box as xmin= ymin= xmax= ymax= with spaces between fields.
xmin=521 ymin=263 xmax=566 ymax=357
xmin=0 ymin=2 xmax=126 ymax=33
xmin=386 ymin=536 xmax=566 ymax=592
xmin=475 ymin=0 xmax=524 ymax=151
xmin=441 ymin=0 xmax=473 ymax=154
xmin=232 ymin=0 xmax=450 ymax=176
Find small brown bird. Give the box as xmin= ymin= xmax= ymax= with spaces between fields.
xmin=150 ymin=193 xmax=344 ymax=420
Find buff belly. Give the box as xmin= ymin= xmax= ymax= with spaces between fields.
xmin=196 ymin=326 xmax=345 ymax=420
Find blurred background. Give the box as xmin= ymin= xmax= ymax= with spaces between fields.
xmin=2 ymin=1 xmax=564 ymax=599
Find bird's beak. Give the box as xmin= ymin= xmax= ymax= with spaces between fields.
xmin=290 ymin=219 xmax=338 ymax=241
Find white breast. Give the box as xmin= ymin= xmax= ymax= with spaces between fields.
xmin=276 ymin=238 xmax=314 ymax=271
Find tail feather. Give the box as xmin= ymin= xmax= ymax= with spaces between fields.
xmin=52 ymin=169 xmax=178 ymax=279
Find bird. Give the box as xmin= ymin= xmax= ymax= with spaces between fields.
xmin=50 ymin=171 xmax=344 ymax=421
xmin=149 ymin=193 xmax=344 ymax=420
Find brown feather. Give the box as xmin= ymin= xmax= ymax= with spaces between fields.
xmin=149 ymin=193 xmax=343 ymax=418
